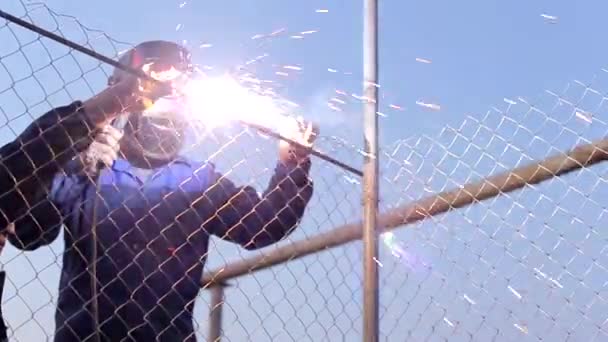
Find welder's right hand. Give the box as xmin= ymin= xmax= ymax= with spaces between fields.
xmin=79 ymin=124 xmax=123 ymax=176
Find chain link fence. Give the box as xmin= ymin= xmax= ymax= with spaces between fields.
xmin=1 ymin=1 xmax=608 ymax=341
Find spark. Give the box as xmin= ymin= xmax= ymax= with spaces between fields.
xmin=330 ymin=97 xmax=346 ymax=104
xmin=343 ymin=175 xmax=360 ymax=185
xmin=389 ymin=104 xmax=404 ymax=110
xmin=275 ymin=71 xmax=289 ymax=77
xmin=301 ymin=30 xmax=318 ymax=35
xmin=373 ymin=257 xmax=384 ymax=267
xmin=199 ymin=43 xmax=213 ymax=48
xmin=327 ymin=68 xmax=338 ymax=73
xmin=357 ymin=149 xmax=376 ymax=159
xmin=376 ymin=111 xmax=387 ymax=117
xmin=251 ymin=34 xmax=264 ymax=40
xmin=416 ymin=100 xmax=441 ymax=111
xmin=504 ymin=98 xmax=517 ymax=105
xmin=550 ymin=278 xmax=563 ymax=289
xmin=290 ymin=35 xmax=304 ymax=39
xmin=507 ymin=285 xmax=522 ymax=300
xmin=415 ymin=57 xmax=432 ymax=64
xmin=335 ymin=89 xmax=347 ymax=96
xmin=283 ymin=65 xmax=302 ymax=71
xmin=270 ymin=28 xmax=286 ymax=36
xmin=316 ymin=9 xmax=329 ymax=13
xmin=179 ymin=1 xmax=187 ymax=8
xmin=443 ymin=317 xmax=455 ymax=327
xmin=463 ymin=294 xmax=476 ymax=305
xmin=328 ymin=103 xmax=343 ymax=112
xmin=365 ymin=81 xmax=380 ymax=88
xmin=175 ymin=24 xmax=183 ymax=31
xmin=514 ymin=323 xmax=529 ymax=334
xmin=541 ymin=14 xmax=558 ymax=23
xmin=575 ymin=111 xmax=592 ymax=124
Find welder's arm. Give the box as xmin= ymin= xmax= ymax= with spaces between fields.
xmin=205 ymin=161 xmax=313 ymax=250
xmin=0 ymin=102 xmax=97 ymax=237
xmin=7 ymin=171 xmax=89 ymax=251
xmin=1 ymin=77 xmax=168 ymax=248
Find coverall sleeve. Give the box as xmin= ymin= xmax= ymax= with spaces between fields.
xmin=0 ymin=102 xmax=97 ymax=250
xmin=201 ymin=160 xmax=314 ymax=250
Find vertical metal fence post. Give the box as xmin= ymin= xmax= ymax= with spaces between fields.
xmin=362 ymin=0 xmax=380 ymax=341
xmin=208 ymin=283 xmax=227 ymax=342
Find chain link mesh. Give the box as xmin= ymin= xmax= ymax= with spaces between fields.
xmin=1 ymin=1 xmax=608 ymax=342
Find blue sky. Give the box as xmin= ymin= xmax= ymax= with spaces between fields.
xmin=1 ymin=0 xmax=608 ymax=341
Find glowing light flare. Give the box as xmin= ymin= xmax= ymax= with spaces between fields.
xmin=381 ymin=232 xmax=424 ymax=271
xmin=180 ymin=75 xmax=290 ymax=130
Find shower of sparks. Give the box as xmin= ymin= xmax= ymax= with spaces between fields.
xmin=180 ymin=74 xmax=292 ymax=131
xmin=415 ymin=57 xmax=432 ymax=64
xmin=316 ymin=9 xmax=329 ymax=13
xmin=416 ymin=100 xmax=441 ymax=111
xmin=541 ymin=14 xmax=558 ymax=23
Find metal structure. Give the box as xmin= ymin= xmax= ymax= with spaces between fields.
xmin=361 ymin=0 xmax=380 ymax=341
xmin=1 ymin=1 xmax=608 ymax=342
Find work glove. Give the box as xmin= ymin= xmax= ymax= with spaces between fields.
xmin=77 ymin=124 xmax=123 ymax=177
xmin=278 ymin=117 xmax=319 ymax=165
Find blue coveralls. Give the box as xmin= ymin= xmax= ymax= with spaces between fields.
xmin=0 ymin=102 xmax=313 ymax=341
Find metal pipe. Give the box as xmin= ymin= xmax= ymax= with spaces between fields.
xmin=361 ymin=0 xmax=380 ymax=340
xmin=0 ymin=9 xmax=362 ymax=177
xmin=208 ymin=284 xmax=226 ymax=342
xmin=201 ymin=138 xmax=608 ymax=286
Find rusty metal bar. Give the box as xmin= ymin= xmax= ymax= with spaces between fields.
xmin=201 ymin=138 xmax=608 ymax=287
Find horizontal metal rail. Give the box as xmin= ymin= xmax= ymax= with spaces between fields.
xmin=201 ymin=138 xmax=608 ymax=287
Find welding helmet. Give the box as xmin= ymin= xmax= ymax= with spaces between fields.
xmin=109 ymin=40 xmax=193 ymax=169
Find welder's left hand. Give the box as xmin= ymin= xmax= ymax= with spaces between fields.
xmin=278 ymin=117 xmax=318 ymax=164
xmin=0 ymin=224 xmax=14 ymax=255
